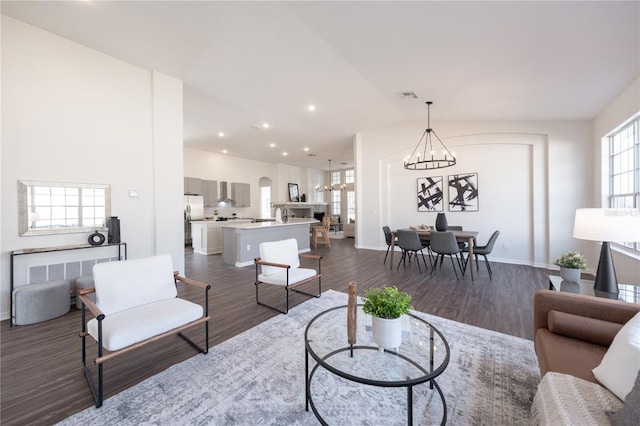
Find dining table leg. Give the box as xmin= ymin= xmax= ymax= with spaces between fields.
xmin=466 ymin=237 xmax=474 ymax=281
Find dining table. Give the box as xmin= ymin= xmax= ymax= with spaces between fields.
xmin=390 ymin=228 xmax=479 ymax=280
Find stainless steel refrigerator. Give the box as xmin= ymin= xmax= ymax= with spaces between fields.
xmin=184 ymin=195 xmax=204 ymax=245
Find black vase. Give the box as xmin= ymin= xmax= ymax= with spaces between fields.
xmin=435 ymin=213 xmax=448 ymax=231
xmin=107 ymin=216 xmax=121 ymax=244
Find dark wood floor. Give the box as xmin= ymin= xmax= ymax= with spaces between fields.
xmin=1 ymin=237 xmax=553 ymax=425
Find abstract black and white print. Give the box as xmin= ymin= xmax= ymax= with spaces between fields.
xmin=448 ymin=173 xmax=479 ymax=211
xmin=417 ymin=177 xmax=444 ymax=212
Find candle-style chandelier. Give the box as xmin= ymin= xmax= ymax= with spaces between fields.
xmin=315 ymin=159 xmax=345 ymax=192
xmin=403 ymin=101 xmax=456 ymax=170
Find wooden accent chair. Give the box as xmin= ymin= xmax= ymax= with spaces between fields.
xmin=78 ymin=255 xmax=210 ymax=408
xmin=311 ymin=216 xmax=331 ymax=249
xmin=254 ymin=238 xmax=322 ymax=314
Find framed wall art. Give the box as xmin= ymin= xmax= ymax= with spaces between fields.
xmin=417 ymin=176 xmax=444 ymax=212
xmin=288 ymin=183 xmax=299 ymax=202
xmin=448 ymin=173 xmax=478 ymax=212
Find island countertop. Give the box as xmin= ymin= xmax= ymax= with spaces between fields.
xmin=221 ymin=218 xmax=318 ymax=230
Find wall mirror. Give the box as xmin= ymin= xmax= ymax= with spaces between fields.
xmin=18 ymin=180 xmax=111 ymax=236
xmin=288 ymin=183 xmax=299 ymax=202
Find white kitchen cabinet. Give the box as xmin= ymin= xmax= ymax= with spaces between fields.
xmin=202 ymin=180 xmax=218 ymax=207
xmin=191 ymin=220 xmax=251 ymax=255
xmin=184 ymin=177 xmax=202 ymax=195
xmin=231 ymin=182 xmax=250 ymax=207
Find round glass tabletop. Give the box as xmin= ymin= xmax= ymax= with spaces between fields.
xmin=305 ymin=305 xmax=450 ymax=387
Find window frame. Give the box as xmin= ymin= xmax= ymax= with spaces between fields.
xmin=607 ymin=115 xmax=640 ymax=251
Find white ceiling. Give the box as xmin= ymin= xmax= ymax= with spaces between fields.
xmin=2 ymin=1 xmax=639 ymax=170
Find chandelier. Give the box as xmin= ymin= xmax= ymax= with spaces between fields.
xmin=315 ymin=159 xmax=345 ymax=192
xmin=404 ymin=101 xmax=456 ymax=170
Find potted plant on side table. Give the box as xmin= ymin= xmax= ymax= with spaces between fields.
xmin=554 ymin=251 xmax=587 ymax=282
xmin=363 ymin=286 xmax=413 ymax=353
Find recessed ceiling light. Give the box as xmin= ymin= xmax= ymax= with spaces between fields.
xmin=270 ymin=143 xmax=276 ymax=148
xmin=218 ymin=132 xmax=225 ymax=137
xmin=304 ymin=147 xmax=309 ymax=151
xmin=282 ymin=152 xmax=288 ymax=156
xmin=222 ymin=149 xmax=228 ymax=154
xmin=262 ymin=122 xmax=270 ymax=129
xmin=308 ymin=104 xmax=316 ymax=112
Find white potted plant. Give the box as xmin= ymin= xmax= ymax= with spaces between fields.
xmin=362 ymin=286 xmax=413 ymax=352
xmin=554 ymin=251 xmax=587 ymax=282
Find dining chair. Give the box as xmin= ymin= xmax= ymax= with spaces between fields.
xmin=472 ymin=230 xmax=500 ymax=279
xmin=447 ymin=226 xmax=467 ymax=251
xmin=382 ymin=226 xmax=396 ymax=264
xmin=396 ymin=229 xmax=429 ymax=274
xmin=429 ymin=231 xmax=465 ymax=279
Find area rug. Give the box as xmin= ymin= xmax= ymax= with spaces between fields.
xmin=58 ymin=290 xmax=540 ymax=425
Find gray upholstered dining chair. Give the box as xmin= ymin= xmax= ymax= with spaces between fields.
xmin=447 ymin=225 xmax=467 ymax=250
xmin=382 ymin=226 xmax=397 ymax=264
xmin=396 ymin=229 xmax=429 ymax=273
xmin=429 ymin=231 xmax=465 ymax=279
xmin=472 ymin=230 xmax=500 ymax=279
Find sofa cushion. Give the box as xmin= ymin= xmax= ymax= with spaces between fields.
xmin=92 ymin=255 xmax=177 ymax=316
xmin=609 ymin=371 xmax=640 ymax=426
xmin=88 ymin=298 xmax=203 ymax=351
xmin=593 ymin=311 xmax=640 ymax=401
xmin=531 ymin=372 xmax=622 ymax=426
xmin=548 ymin=310 xmax=623 ymax=347
xmin=535 ymin=328 xmax=607 ymax=383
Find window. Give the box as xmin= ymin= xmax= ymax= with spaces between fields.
xmin=347 ymin=190 xmax=355 ymax=221
xmin=331 ymin=170 xmax=340 ymax=186
xmin=331 ymin=190 xmax=340 ymax=215
xmin=345 ymin=169 xmax=354 ymax=184
xmin=608 ymin=115 xmax=639 ymax=250
xmin=19 ymin=180 xmax=110 ymax=236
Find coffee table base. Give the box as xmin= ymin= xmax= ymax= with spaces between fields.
xmin=305 ymin=345 xmax=447 ymax=426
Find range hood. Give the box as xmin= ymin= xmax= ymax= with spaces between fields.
xmin=217 ymin=181 xmax=234 ymax=203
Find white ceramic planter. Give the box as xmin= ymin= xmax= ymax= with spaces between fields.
xmin=371 ymin=316 xmax=402 ymax=352
xmin=560 ymin=267 xmax=580 ymax=282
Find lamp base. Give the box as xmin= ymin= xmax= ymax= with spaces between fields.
xmin=593 ymin=242 xmax=618 ymax=294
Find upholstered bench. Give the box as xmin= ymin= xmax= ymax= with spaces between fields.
xmin=12 ymin=280 xmax=71 ymax=325
xmin=73 ymin=275 xmax=94 ymax=310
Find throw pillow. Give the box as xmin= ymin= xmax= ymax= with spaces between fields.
xmin=592 ymin=311 xmax=640 ymax=401
xmin=608 ymin=371 xmax=640 ymax=426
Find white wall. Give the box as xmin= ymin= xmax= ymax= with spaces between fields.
xmin=0 ymin=17 xmax=184 ymax=319
xmin=355 ymin=120 xmax=593 ymax=270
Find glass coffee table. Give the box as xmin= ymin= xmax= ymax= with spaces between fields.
xmin=305 ymin=305 xmax=450 ymax=426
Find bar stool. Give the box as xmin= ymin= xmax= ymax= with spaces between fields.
xmin=311 ymin=216 xmax=331 ymax=249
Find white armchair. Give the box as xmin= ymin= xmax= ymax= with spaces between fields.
xmin=254 ymin=238 xmax=322 ymax=314
xmin=79 ymin=254 xmax=210 ymax=408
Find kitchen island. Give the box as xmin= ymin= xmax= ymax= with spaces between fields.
xmin=222 ymin=218 xmax=318 ymax=267
xmin=190 ymin=219 xmax=252 ymax=255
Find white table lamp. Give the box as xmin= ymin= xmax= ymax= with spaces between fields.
xmin=572 ymin=208 xmax=640 ymax=294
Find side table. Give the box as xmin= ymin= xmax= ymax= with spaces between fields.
xmin=548 ymin=275 xmax=640 ymax=304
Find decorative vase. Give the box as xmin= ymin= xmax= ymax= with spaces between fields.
xmin=435 ymin=213 xmax=448 ymax=231
xmin=107 ymin=216 xmax=121 ymax=244
xmin=371 ymin=316 xmax=402 ymax=353
xmin=88 ymin=230 xmax=105 ymax=246
xmin=560 ymin=267 xmax=580 ymax=282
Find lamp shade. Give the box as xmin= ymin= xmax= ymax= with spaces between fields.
xmin=573 ymin=208 xmax=640 ymax=243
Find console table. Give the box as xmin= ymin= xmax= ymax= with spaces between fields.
xmin=10 ymin=242 xmax=127 ymax=325
xmin=548 ymin=275 xmax=640 ymax=304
